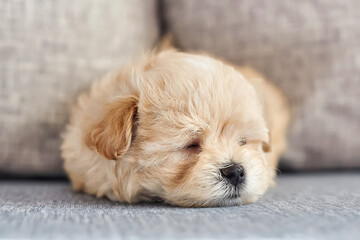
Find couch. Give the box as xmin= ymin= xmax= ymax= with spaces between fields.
xmin=1 ymin=1 xmax=359 ymax=239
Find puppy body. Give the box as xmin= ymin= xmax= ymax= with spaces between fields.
xmin=61 ymin=50 xmax=290 ymax=207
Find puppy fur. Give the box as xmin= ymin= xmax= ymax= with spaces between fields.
xmin=61 ymin=50 xmax=290 ymax=207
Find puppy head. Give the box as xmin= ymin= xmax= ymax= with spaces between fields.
xmin=86 ymin=51 xmax=272 ymax=207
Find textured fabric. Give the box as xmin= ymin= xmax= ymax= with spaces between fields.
xmin=0 ymin=173 xmax=359 ymax=239
xmin=163 ymin=0 xmax=360 ymax=169
xmin=0 ymin=0 xmax=159 ymax=175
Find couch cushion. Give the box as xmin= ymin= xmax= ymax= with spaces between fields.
xmin=0 ymin=173 xmax=359 ymax=239
xmin=163 ymin=0 xmax=360 ymax=169
xmin=0 ymin=0 xmax=159 ymax=176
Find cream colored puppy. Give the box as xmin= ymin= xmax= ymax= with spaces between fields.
xmin=61 ymin=49 xmax=290 ymax=207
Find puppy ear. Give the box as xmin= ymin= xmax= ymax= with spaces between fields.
xmin=262 ymin=141 xmax=271 ymax=152
xmin=85 ymin=96 xmax=138 ymax=160
xmin=262 ymin=131 xmax=271 ymax=152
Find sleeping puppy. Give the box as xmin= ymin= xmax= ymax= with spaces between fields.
xmin=61 ymin=49 xmax=290 ymax=207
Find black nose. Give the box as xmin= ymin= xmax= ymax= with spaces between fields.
xmin=220 ymin=164 xmax=245 ymax=186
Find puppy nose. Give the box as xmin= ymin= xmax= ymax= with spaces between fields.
xmin=220 ymin=164 xmax=245 ymax=186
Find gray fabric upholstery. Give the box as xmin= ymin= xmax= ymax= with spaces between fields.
xmin=1 ymin=173 xmax=359 ymax=239
xmin=163 ymin=0 xmax=360 ymax=170
xmin=0 ymin=0 xmax=159 ymax=176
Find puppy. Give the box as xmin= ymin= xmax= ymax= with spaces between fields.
xmin=61 ymin=49 xmax=290 ymax=207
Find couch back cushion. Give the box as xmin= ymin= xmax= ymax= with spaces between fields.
xmin=0 ymin=0 xmax=159 ymax=176
xmin=164 ymin=0 xmax=360 ymax=169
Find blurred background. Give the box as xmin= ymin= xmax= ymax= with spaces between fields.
xmin=0 ymin=0 xmax=359 ymax=239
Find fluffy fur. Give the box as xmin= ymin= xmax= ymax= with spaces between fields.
xmin=61 ymin=49 xmax=290 ymax=207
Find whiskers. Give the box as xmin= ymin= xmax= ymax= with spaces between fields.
xmin=210 ymin=170 xmax=245 ymax=206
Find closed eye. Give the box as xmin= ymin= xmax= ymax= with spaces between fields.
xmin=184 ymin=141 xmax=201 ymax=153
xmin=239 ymin=138 xmax=247 ymax=146
xmin=186 ymin=143 xmax=200 ymax=149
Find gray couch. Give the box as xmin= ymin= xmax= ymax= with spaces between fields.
xmin=1 ymin=1 xmax=360 ymax=239
xmin=1 ymin=174 xmax=360 ymax=239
